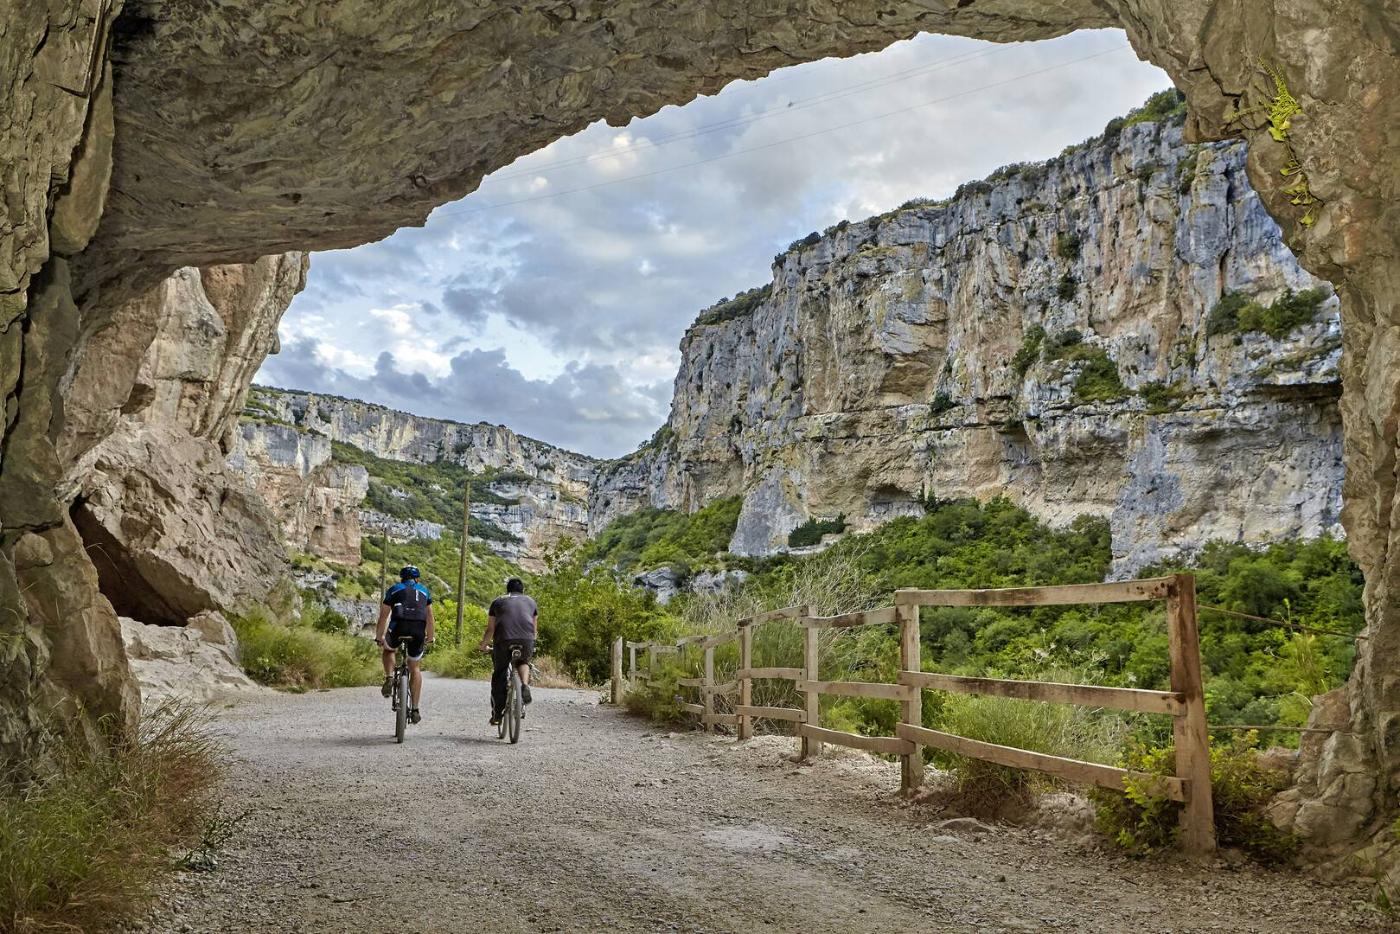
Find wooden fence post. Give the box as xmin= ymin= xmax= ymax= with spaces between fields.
xmin=738 ymin=622 xmax=753 ymax=740
xmin=611 ymin=636 xmax=624 ymax=705
xmin=703 ymin=645 xmax=716 ymax=733
xmin=897 ymin=599 xmax=924 ymax=796
xmin=628 ymin=643 xmax=637 ymax=679
xmin=1168 ymin=573 xmax=1216 ymax=854
xmin=801 ymin=614 xmax=822 ymax=760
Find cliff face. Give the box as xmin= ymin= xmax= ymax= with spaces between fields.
xmin=227 ymin=423 xmax=368 ymax=567
xmin=243 ymin=389 xmax=597 ymax=568
xmin=591 ymin=121 xmax=1343 ymax=574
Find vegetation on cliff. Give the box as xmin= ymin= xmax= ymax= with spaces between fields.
xmin=584 ymin=496 xmax=742 ymax=577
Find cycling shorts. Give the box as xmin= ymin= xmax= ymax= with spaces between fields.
xmin=385 ymin=621 xmax=427 ymax=661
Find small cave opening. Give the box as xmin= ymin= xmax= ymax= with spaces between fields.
xmin=70 ymin=497 xmax=188 ymax=626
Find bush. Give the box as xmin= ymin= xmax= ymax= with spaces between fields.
xmin=693 ymin=285 xmax=772 ymax=328
xmin=1057 ymin=273 xmax=1078 ymax=302
xmin=1139 ymin=381 xmax=1188 ymax=413
xmin=1072 ymin=350 xmax=1128 ymax=403
xmin=788 ymin=515 xmax=847 ymax=548
xmin=230 ymin=604 xmax=381 ymax=690
xmin=937 ymin=688 xmax=1126 ymax=814
xmin=585 ymin=496 xmax=741 ymax=575
xmin=1207 ymin=287 xmax=1330 ymax=339
xmin=930 ymin=391 xmax=957 ymax=415
xmin=1055 ymin=231 xmax=1082 ymax=261
xmin=423 ymin=604 xmax=491 ymax=679
xmin=1093 ymin=733 xmax=1300 ymax=863
xmin=1045 ymin=328 xmax=1084 ymax=358
xmin=1 ymin=703 xmax=226 ymax=931
xmin=624 ymin=658 xmax=687 ymax=723
xmin=1122 ymin=88 xmax=1188 ymax=128
xmin=1012 ymin=325 xmax=1046 ymax=376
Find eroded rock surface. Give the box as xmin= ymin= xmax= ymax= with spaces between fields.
xmin=120 ymin=613 xmax=265 ymax=705
xmin=594 ymin=124 xmax=1344 ymax=571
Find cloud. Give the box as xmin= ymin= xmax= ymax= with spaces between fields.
xmin=260 ymin=29 xmax=1172 ymax=456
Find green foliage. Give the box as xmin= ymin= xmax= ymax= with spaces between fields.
xmin=1 ymin=703 xmax=225 ymax=931
xmin=329 ymin=441 xmax=519 ymax=542
xmin=1072 ymin=350 xmax=1129 ymax=403
xmin=422 ymin=604 xmax=492 ymax=679
xmin=1044 ymin=328 xmax=1084 ymax=358
xmin=788 ymin=515 xmax=847 ymax=548
xmin=1228 ymin=62 xmax=1320 ymax=228
xmin=693 ymin=284 xmax=772 ymax=328
xmin=230 ymin=603 xmax=381 ymax=690
xmin=930 ymin=391 xmax=957 ymax=415
xmin=1056 ymin=273 xmax=1078 ymax=302
xmin=1207 ymin=287 xmax=1330 ymax=339
xmin=533 ymin=542 xmax=674 ymax=683
xmin=938 ymin=685 xmax=1126 ymax=812
xmin=1011 ymin=325 xmax=1046 ymax=376
xmin=1055 ymin=231 xmax=1082 ymax=261
xmin=1122 ymin=89 xmax=1188 ymax=128
xmin=786 ymin=231 xmax=822 ymax=253
xmin=1138 ymin=381 xmax=1189 ymax=414
xmin=1093 ymin=733 xmax=1300 ymax=863
xmin=624 ymin=657 xmax=688 ymax=723
xmin=585 ymin=496 xmax=742 ymax=577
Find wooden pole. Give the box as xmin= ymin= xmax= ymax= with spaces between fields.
xmin=702 ymin=645 xmax=716 ymax=733
xmin=801 ymin=614 xmax=822 ymax=760
xmin=738 ymin=622 xmax=753 ymax=740
xmin=628 ymin=643 xmax=637 ymax=679
xmin=454 ymin=476 xmax=470 ymax=646
xmin=379 ymin=521 xmax=389 ymax=596
xmin=611 ymin=636 xmax=624 ymax=705
xmin=898 ymin=599 xmax=924 ymax=796
xmin=1168 ymin=573 xmax=1216 ymax=854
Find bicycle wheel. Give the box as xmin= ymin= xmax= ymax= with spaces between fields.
xmin=507 ymin=668 xmax=522 ymax=744
xmin=395 ymin=669 xmax=408 ymax=743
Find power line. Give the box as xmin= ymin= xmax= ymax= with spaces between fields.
xmin=486 ymin=41 xmax=1025 ymax=183
xmin=1196 ymin=603 xmax=1366 ymax=640
xmin=430 ymin=44 xmax=1133 ymax=221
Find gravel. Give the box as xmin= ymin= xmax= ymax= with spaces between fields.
xmin=139 ymin=675 xmax=1395 ymax=933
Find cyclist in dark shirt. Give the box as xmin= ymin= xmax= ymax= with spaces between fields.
xmin=479 ymin=577 xmax=537 ymax=725
xmin=376 ymin=565 xmax=435 ymax=724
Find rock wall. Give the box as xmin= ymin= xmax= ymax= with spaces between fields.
xmin=593 ymin=123 xmax=1344 ymax=572
xmin=246 ymin=388 xmax=596 ymax=568
xmin=228 ymin=422 xmax=368 ymax=566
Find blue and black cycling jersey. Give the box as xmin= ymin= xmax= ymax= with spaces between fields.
xmin=383 ymin=580 xmax=432 ymax=610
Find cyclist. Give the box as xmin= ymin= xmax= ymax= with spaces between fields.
xmin=376 ymin=565 xmax=435 ymax=724
xmin=479 ymin=577 xmax=537 ymax=726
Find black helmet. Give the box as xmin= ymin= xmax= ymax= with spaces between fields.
xmin=400 ymin=565 xmax=420 ymax=581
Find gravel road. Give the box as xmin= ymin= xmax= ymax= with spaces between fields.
xmin=140 ymin=675 xmax=1393 ymax=933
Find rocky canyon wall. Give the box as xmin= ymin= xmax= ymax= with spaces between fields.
xmin=241 ymin=388 xmax=596 ymax=568
xmin=593 ymin=121 xmax=1343 ymax=573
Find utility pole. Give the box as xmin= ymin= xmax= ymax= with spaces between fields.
xmin=379 ymin=521 xmax=390 ymax=597
xmin=455 ymin=474 xmax=470 ymax=646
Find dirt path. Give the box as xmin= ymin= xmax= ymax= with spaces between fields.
xmin=140 ymin=676 xmax=1391 ymax=933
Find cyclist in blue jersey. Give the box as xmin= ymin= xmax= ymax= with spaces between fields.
xmin=375 ymin=565 xmax=435 ymax=724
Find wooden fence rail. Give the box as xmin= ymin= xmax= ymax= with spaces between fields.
xmin=607 ymin=574 xmax=1214 ymax=854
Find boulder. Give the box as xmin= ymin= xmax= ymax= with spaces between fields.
xmin=119 ymin=615 xmax=265 ymax=705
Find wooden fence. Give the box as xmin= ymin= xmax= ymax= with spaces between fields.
xmin=609 ymin=573 xmax=1215 ymax=854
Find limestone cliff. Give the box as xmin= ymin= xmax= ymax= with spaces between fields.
xmin=227 ymin=423 xmax=368 ymax=567
xmin=241 ymin=388 xmax=596 ymax=568
xmin=591 ymin=120 xmax=1343 ymax=575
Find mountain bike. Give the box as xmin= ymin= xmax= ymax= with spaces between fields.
xmin=387 ymin=637 xmax=430 ymax=743
xmin=497 ymin=645 xmax=525 ymax=745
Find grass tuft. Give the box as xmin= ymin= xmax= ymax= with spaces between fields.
xmin=1 ymin=703 xmax=227 ymax=932
xmin=231 ymin=604 xmax=381 ymax=690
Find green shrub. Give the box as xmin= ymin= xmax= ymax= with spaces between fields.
xmin=1072 ymin=350 xmax=1128 ymax=403
xmin=1207 ymin=287 xmax=1330 ymax=339
xmin=1055 ymin=231 xmax=1081 ymax=261
xmin=585 ymin=496 xmax=741 ymax=575
xmin=1057 ymin=273 xmax=1078 ymax=302
xmin=308 ymin=603 xmax=350 ymax=634
xmin=1012 ymin=325 xmax=1046 ymax=376
xmin=1 ymin=703 xmax=226 ymax=931
xmin=423 ymin=604 xmax=491 ymax=679
xmin=931 ymin=391 xmax=957 ymax=415
xmin=1093 ymin=733 xmax=1300 ymax=864
xmin=1139 ymin=381 xmax=1188 ymax=413
xmin=1045 ymin=328 xmax=1084 ymax=358
xmin=693 ymin=285 xmax=772 ymax=328
xmin=788 ymin=515 xmax=847 ymax=548
xmin=230 ymin=605 xmax=381 ymax=690
xmin=624 ymin=658 xmax=688 ymax=723
xmin=1122 ymin=88 xmax=1188 ymax=128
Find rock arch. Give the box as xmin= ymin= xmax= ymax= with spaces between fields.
xmin=4 ymin=0 xmax=1399 ymax=864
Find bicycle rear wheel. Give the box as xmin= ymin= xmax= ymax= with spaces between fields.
xmin=395 ymin=669 xmax=408 ymax=743
xmin=507 ymin=668 xmax=522 ymax=744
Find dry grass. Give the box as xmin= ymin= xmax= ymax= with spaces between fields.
xmin=0 ymin=702 xmax=228 ymax=933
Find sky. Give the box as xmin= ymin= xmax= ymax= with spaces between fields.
xmin=256 ymin=29 xmax=1172 ymax=459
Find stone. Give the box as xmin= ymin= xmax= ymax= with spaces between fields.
xmin=119 ymin=616 xmax=265 ymax=704
xmin=634 ymin=567 xmax=685 ymax=605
